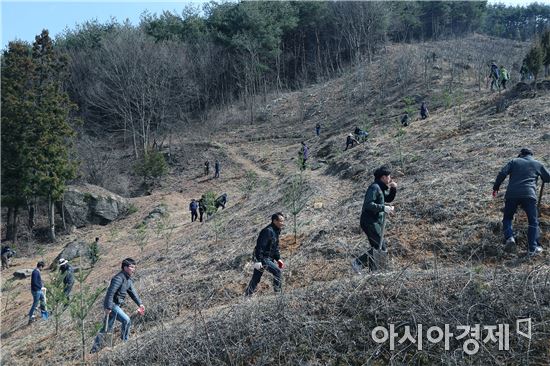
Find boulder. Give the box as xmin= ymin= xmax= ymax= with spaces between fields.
xmin=64 ymin=184 xmax=128 ymax=227
xmin=13 ymin=269 xmax=34 ymax=279
xmin=50 ymin=239 xmax=89 ymax=270
xmin=140 ymin=205 xmax=168 ymax=226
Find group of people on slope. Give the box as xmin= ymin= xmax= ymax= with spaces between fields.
xmin=204 ymin=159 xmax=221 ymax=178
xmin=16 ymin=132 xmax=549 ymax=352
xmin=189 ymin=193 xmax=228 ymax=223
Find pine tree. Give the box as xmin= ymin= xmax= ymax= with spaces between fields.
xmin=1 ymin=41 xmax=35 ymax=241
xmin=26 ymin=30 xmax=78 ymax=242
xmin=525 ymin=45 xmax=543 ymax=87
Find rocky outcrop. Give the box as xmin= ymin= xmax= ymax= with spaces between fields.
xmin=64 ymin=184 xmax=128 ymax=227
xmin=50 ymin=239 xmax=89 ymax=270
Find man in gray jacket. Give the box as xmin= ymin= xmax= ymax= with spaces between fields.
xmin=91 ymin=258 xmax=145 ymax=352
xmin=493 ymin=148 xmax=550 ymax=256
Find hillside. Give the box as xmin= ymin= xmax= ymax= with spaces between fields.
xmin=1 ymin=34 xmax=549 ymax=365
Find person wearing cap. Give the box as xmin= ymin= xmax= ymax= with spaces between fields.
xmin=353 ymin=165 xmax=397 ymax=272
xmin=91 ymin=258 xmax=145 ymax=352
xmin=245 ymin=213 xmax=285 ymax=296
xmin=344 ymin=133 xmax=359 ymax=151
xmin=28 ymin=261 xmax=47 ymax=324
xmin=58 ymin=258 xmax=75 ymax=299
xmin=493 ymin=148 xmax=550 ymax=256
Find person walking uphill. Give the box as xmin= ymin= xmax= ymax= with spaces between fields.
xmin=190 ymin=199 xmax=199 ymax=222
xmin=315 ymin=123 xmax=321 ymax=137
xmin=58 ymin=258 xmax=74 ymax=300
xmin=420 ymin=102 xmax=429 ymax=119
xmin=353 ymin=166 xmax=397 ymax=272
xmin=299 ymin=141 xmax=309 ymax=170
xmin=28 ymin=261 xmax=47 ymax=324
xmin=245 ymin=213 xmax=286 ymax=296
xmin=214 ymin=160 xmax=221 ymax=178
xmin=198 ymin=196 xmax=206 ymax=222
xmin=499 ymin=65 xmax=509 ymax=90
xmin=204 ymin=161 xmax=210 ymax=176
xmin=91 ymin=258 xmax=145 ymax=353
xmin=493 ymin=148 xmax=550 ymax=256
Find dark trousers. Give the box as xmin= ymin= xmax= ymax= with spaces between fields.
xmin=245 ymin=260 xmax=282 ymax=296
xmin=64 ymin=282 xmax=73 ymax=299
xmin=316 ymin=127 xmax=320 ymax=136
xmin=199 ymin=209 xmax=204 ymax=222
xmin=502 ymin=197 xmax=539 ymax=252
xmin=1 ymin=255 xmax=9 ymax=269
xmin=356 ymin=222 xmax=386 ymax=268
xmin=501 ymin=80 xmax=507 ymax=89
xmin=191 ymin=209 xmax=198 ymax=222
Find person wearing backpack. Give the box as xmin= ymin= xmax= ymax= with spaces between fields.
xmin=499 ymin=65 xmax=509 ymax=90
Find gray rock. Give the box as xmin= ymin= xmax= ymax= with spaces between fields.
xmin=63 ymin=184 xmax=128 ymax=228
xmin=140 ymin=205 xmax=168 ymax=226
xmin=50 ymin=239 xmax=89 ymax=270
xmin=13 ymin=269 xmax=34 ymax=279
xmin=542 ymin=133 xmax=550 ymax=141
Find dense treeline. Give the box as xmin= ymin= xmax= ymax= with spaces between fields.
xmin=56 ymin=1 xmax=549 ymax=146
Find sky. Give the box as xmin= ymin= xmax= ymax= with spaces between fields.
xmin=1 ymin=0 xmax=549 ymax=49
xmin=1 ymin=1 xmax=205 ymax=48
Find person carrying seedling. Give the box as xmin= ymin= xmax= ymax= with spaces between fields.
xmin=91 ymin=258 xmax=145 ymax=353
xmin=245 ymin=213 xmax=285 ymax=296
xmin=28 ymin=261 xmax=47 ymax=324
xmin=353 ymin=165 xmax=397 ymax=273
xmin=493 ymin=148 xmax=550 ymax=256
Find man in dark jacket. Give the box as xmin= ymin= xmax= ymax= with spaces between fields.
xmin=1 ymin=246 xmax=16 ymax=270
xmin=245 ymin=213 xmax=285 ymax=296
xmin=28 ymin=261 xmax=47 ymax=324
xmin=353 ymin=166 xmax=397 ymax=272
xmin=190 ymin=199 xmax=199 ymax=222
xmin=299 ymin=142 xmax=309 ymax=170
xmin=198 ymin=197 xmax=206 ymax=222
xmin=214 ymin=160 xmax=220 ymax=178
xmin=420 ymin=102 xmax=429 ymax=119
xmin=493 ymin=148 xmax=550 ymax=256
xmin=345 ymin=133 xmax=359 ymax=151
xmin=58 ymin=258 xmax=75 ymax=299
xmin=204 ymin=161 xmax=210 ymax=176
xmin=91 ymin=258 xmax=145 ymax=352
xmin=215 ymin=193 xmax=227 ymax=210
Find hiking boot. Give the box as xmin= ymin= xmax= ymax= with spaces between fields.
xmin=527 ymin=248 xmax=542 ymax=257
xmin=351 ymin=259 xmax=363 ymax=275
xmin=28 ymin=316 xmax=36 ymax=325
xmin=504 ymin=237 xmax=516 ymax=252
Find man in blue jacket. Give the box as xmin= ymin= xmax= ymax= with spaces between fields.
xmin=493 ymin=148 xmax=550 ymax=256
xmin=91 ymin=258 xmax=145 ymax=352
xmin=28 ymin=261 xmax=47 ymax=324
xmin=245 ymin=213 xmax=285 ymax=296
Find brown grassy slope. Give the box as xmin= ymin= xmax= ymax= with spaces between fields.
xmin=1 ymin=35 xmax=549 ymax=365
